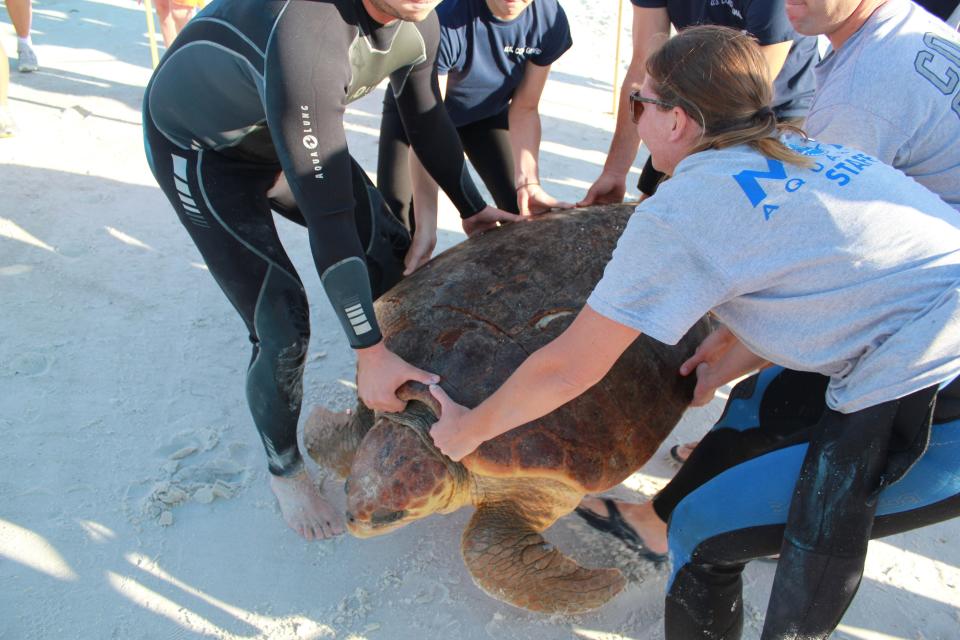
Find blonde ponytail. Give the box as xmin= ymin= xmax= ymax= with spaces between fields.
xmin=647 ymin=26 xmax=813 ymax=168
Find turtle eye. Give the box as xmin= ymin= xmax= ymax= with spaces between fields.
xmin=370 ymin=508 xmax=406 ymax=525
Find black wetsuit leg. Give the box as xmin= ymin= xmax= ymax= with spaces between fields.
xmin=144 ymin=109 xmax=407 ymax=478
xmin=656 ymin=368 xmax=960 ymax=639
xmin=456 ymin=109 xmax=518 ymax=214
xmin=145 ymin=117 xmax=308 ymax=477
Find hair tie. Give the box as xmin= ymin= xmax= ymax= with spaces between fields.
xmin=755 ymin=106 xmax=774 ymax=121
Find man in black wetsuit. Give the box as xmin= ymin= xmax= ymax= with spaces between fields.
xmin=143 ymin=0 xmax=519 ymax=540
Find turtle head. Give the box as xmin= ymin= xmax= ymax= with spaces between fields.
xmin=344 ymin=391 xmax=469 ymax=538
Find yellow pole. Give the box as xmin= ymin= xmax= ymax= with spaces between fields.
xmin=611 ymin=0 xmax=624 ymax=115
xmin=143 ymin=0 xmax=161 ymax=69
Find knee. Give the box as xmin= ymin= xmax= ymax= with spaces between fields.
xmin=257 ymin=323 xmax=310 ymax=361
xmin=667 ymin=500 xmax=710 ymax=574
xmin=253 ymin=277 xmax=310 ymax=349
xmin=169 ymin=5 xmax=194 ymax=21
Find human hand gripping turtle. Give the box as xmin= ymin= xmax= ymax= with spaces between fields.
xmin=403 ymin=205 xmax=524 ymax=275
xmin=355 ymin=342 xmax=440 ymax=413
xmin=679 ymin=325 xmax=769 ymax=407
xmin=428 ymin=384 xmax=486 ymax=462
xmin=516 ymin=182 xmax=574 ymax=217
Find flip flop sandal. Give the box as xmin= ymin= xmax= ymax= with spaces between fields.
xmin=669 ymin=441 xmax=701 ymax=464
xmin=669 ymin=444 xmax=687 ymax=464
xmin=574 ymin=497 xmax=668 ymax=563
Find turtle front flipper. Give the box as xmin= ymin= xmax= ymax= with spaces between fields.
xmin=461 ymin=501 xmax=626 ymax=614
xmin=304 ymin=402 xmax=375 ymax=478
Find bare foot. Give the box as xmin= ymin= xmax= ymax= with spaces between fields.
xmin=578 ymin=496 xmax=668 ymax=555
xmin=270 ymin=470 xmax=345 ymax=540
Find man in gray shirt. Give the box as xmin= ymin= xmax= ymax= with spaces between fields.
xmin=788 ymin=0 xmax=960 ymax=210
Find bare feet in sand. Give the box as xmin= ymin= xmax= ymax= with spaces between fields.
xmin=578 ymin=495 xmax=668 ymax=555
xmin=270 ymin=470 xmax=345 ymax=540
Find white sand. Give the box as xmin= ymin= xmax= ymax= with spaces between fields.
xmin=1 ymin=1 xmax=958 ymax=638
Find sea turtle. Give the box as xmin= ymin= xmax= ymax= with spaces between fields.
xmin=306 ymin=204 xmax=709 ymax=614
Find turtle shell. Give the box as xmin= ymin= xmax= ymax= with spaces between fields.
xmin=374 ymin=204 xmax=709 ymax=493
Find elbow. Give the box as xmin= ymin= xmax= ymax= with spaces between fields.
xmin=509 ymin=103 xmax=539 ymax=120
xmin=557 ymin=368 xmax=605 ymax=396
xmin=538 ymin=349 xmax=608 ymax=397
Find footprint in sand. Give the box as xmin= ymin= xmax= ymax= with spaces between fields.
xmin=132 ymin=428 xmax=254 ymax=526
xmin=2 ymin=352 xmax=53 ymax=377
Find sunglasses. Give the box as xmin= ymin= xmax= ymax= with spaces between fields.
xmin=629 ymin=90 xmax=676 ymax=123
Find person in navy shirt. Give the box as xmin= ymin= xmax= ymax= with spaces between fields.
xmin=378 ymin=0 xmax=573 ymax=273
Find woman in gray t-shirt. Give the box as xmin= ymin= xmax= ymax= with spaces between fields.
xmin=428 ymin=25 xmax=960 ymax=640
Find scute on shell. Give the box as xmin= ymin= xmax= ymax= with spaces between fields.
xmin=374 ymin=205 xmax=709 ymax=493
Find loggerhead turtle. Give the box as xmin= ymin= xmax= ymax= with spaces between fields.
xmin=306 ymin=204 xmax=709 ymax=614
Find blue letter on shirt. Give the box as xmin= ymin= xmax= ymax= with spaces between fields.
xmin=733 ymin=159 xmax=787 ymax=207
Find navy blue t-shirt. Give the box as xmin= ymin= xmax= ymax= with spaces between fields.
xmin=630 ymin=0 xmax=819 ymax=119
xmin=437 ymin=0 xmax=573 ymax=126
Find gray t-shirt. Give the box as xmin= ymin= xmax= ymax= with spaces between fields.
xmin=588 ymin=137 xmax=960 ymax=413
xmin=805 ymin=0 xmax=960 ymax=210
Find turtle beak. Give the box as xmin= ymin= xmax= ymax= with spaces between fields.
xmin=370 ymin=508 xmax=407 ymax=526
xmin=345 ymin=509 xmax=408 ymax=537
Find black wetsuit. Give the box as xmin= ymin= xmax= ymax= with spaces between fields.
xmin=660 ymin=366 xmax=960 ymax=638
xmin=143 ymin=0 xmax=486 ymax=476
xmin=379 ymin=93 xmax=517 ymax=224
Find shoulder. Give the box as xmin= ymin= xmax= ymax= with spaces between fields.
xmin=529 ymin=0 xmax=565 ymax=19
xmin=740 ymin=0 xmax=783 ymax=20
xmin=667 ymin=147 xmax=762 ymax=194
xmin=661 ymin=145 xmax=803 ymax=217
xmin=436 ymin=0 xmax=475 ymax=25
xmin=266 ymin=0 xmax=356 ymax=58
xmin=413 ymin=9 xmax=441 ymax=43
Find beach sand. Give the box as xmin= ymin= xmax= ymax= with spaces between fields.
xmin=1 ymin=1 xmax=958 ymax=638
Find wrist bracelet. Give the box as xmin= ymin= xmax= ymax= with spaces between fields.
xmin=515 ymin=181 xmax=539 ymax=191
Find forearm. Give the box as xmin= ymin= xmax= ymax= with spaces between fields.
xmin=310 ymin=211 xmax=382 ymax=349
xmin=408 ymin=147 xmax=439 ymax=230
xmin=600 ymin=5 xmax=668 ymax=180
xmin=708 ymin=340 xmax=769 ymax=389
xmin=463 ymin=344 xmax=602 ymax=444
xmin=431 ymin=306 xmax=638 ymax=460
xmin=601 ymin=67 xmax=644 ymax=179
xmin=395 ymin=68 xmax=486 ymax=217
xmin=508 ymin=104 xmax=542 ymax=187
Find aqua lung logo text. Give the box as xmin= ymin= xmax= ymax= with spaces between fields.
xmin=300 ymin=105 xmax=324 ymax=179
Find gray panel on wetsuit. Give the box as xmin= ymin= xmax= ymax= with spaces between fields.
xmin=321 ymin=257 xmax=381 ymax=348
xmin=149 ymin=43 xmax=267 ymax=151
xmin=346 ymin=20 xmax=426 ymax=102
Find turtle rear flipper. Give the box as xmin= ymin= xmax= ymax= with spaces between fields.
xmin=461 ymin=503 xmax=626 ymax=614
xmin=304 ymin=402 xmax=375 ymax=478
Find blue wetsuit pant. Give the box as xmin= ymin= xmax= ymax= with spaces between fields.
xmin=143 ymin=108 xmax=409 ymax=477
xmin=659 ymin=367 xmax=960 ymax=639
